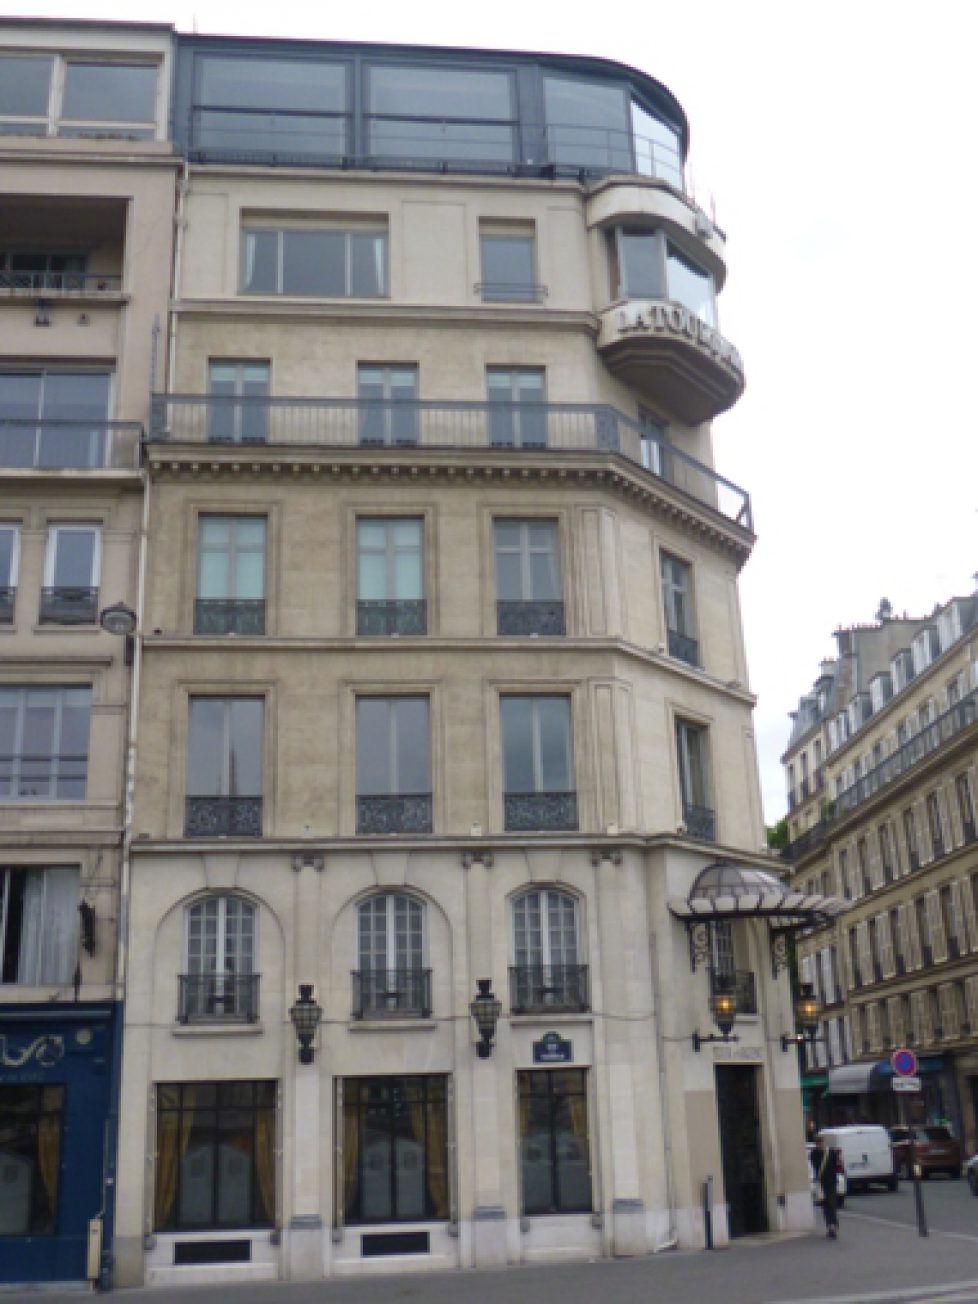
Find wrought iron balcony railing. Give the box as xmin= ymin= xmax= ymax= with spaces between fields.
xmin=38 ymin=586 xmax=98 ymax=624
xmin=496 ymin=599 xmax=565 ymax=636
xmin=178 ymin=973 xmax=260 ymax=1023
xmin=667 ymin=627 xmax=699 ymax=666
xmin=357 ymin=599 xmax=426 ymax=636
xmin=509 ymin=963 xmax=590 ymax=1014
xmin=504 ymin=791 xmax=578 ymax=832
xmin=682 ymin=803 xmax=716 ymax=842
xmin=352 ymin=967 xmax=432 ymax=1018
xmin=184 ymin=795 xmax=263 ymax=838
xmin=964 ymin=819 xmax=977 ymax=844
xmin=149 ymin=396 xmax=753 ymax=532
xmin=0 ymin=418 xmax=142 ymax=470
xmin=0 ymin=586 xmax=13 ymax=623
xmin=357 ymin=793 xmax=432 ymax=835
xmin=0 ymin=271 xmax=122 ymax=293
xmin=194 ymin=598 xmax=266 ymax=635
xmin=711 ymin=967 xmax=757 ymax=1015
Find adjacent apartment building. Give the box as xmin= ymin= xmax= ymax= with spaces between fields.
xmin=782 ymin=594 xmax=978 ymax=1145
xmin=2 ymin=19 xmax=830 ymax=1289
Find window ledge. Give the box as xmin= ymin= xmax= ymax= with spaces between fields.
xmin=510 ymin=1011 xmax=593 ymax=1024
xmin=347 ymin=1018 xmax=436 ymax=1033
xmin=171 ymin=1022 xmax=264 ymax=1037
xmin=31 ymin=623 xmax=101 ymax=635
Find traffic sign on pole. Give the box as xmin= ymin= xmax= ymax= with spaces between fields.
xmin=891 ymin=1047 xmax=918 ymax=1077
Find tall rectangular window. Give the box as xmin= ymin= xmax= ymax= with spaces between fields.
xmin=0 ymin=1085 xmax=64 ymax=1236
xmin=957 ymin=773 xmax=976 ymax=843
xmin=0 ymin=865 xmax=79 ymax=984
xmin=0 ymin=525 xmax=18 ymax=624
xmin=357 ymin=364 xmax=418 ymax=446
xmin=241 ymin=224 xmax=387 ymax=297
xmin=0 ymin=370 xmax=110 ymax=468
xmin=903 ymin=807 xmax=920 ymax=870
xmin=356 ymin=518 xmax=425 ymax=635
xmin=356 ymin=697 xmax=431 ymax=834
xmin=486 ymin=367 xmax=546 ymax=448
xmin=207 ymin=361 xmax=269 ymax=444
xmin=639 ymin=408 xmax=670 ymax=480
xmin=518 ymin=1069 xmax=592 ymax=1215
xmin=185 ymin=697 xmax=264 ymax=837
xmin=501 ymin=695 xmax=576 ymax=831
xmin=154 ymin=1082 xmax=275 ymax=1231
xmin=660 ymin=553 xmax=697 ymax=666
xmin=196 ymin=516 xmax=266 ymax=635
xmin=926 ymin=792 xmax=945 ymax=858
xmin=341 ymin=1076 xmax=449 ymax=1224
xmin=40 ymin=523 xmax=100 ymax=625
xmin=676 ymin=719 xmax=714 ymax=841
xmin=494 ymin=519 xmax=564 ymax=635
xmin=366 ymin=64 xmax=515 ymax=163
xmin=479 ymin=223 xmax=539 ymax=301
xmin=0 ymin=686 xmax=91 ymax=800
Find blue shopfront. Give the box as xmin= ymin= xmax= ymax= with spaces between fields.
xmin=0 ymin=1003 xmax=121 ymax=1285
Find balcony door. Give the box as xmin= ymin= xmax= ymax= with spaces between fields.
xmin=184 ymin=895 xmax=256 ymax=1020
xmin=0 ymin=371 xmax=110 ymax=468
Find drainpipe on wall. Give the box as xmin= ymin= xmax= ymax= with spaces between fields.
xmin=649 ymin=930 xmax=679 ymax=1250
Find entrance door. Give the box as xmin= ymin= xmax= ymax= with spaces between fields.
xmin=715 ymin=1065 xmax=767 ymax=1237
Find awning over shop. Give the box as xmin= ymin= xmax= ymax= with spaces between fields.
xmin=826 ymin=1062 xmax=891 ymax=1095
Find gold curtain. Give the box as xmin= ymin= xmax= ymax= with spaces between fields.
xmin=254 ymin=1103 xmax=276 ymax=1224
xmin=36 ymin=1092 xmax=63 ymax=1223
xmin=408 ymin=1087 xmax=448 ymax=1220
xmin=567 ymin=1092 xmax=588 ymax=1141
xmin=342 ymin=1096 xmax=360 ymax=1220
xmin=154 ymin=1087 xmax=197 ymax=1229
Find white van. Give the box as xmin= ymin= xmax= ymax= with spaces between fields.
xmin=817 ymin=1125 xmax=898 ymax=1193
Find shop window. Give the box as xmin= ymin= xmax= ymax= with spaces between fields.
xmin=0 ymin=1085 xmax=64 ymax=1235
xmin=518 ymin=1069 xmax=592 ymax=1215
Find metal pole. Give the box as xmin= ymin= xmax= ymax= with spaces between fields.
xmin=900 ymin=1091 xmax=927 ymax=1237
xmin=703 ymin=1175 xmax=714 ymax=1250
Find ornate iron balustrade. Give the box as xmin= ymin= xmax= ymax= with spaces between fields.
xmin=38 ymin=586 xmax=98 ymax=624
xmin=351 ymin=968 xmax=432 ymax=1018
xmin=0 ymin=271 xmax=122 ymax=293
xmin=0 ymin=418 xmax=141 ymax=470
xmin=178 ymin=973 xmax=260 ymax=1023
xmin=667 ymin=627 xmax=699 ymax=666
xmin=0 ymin=587 xmax=13 ymax=623
xmin=964 ymin=819 xmax=977 ymax=844
xmin=184 ymin=795 xmax=263 ymax=837
xmin=711 ymin=967 xmax=757 ymax=1016
xmin=509 ymin=964 xmax=589 ymax=1014
xmin=150 ymin=396 xmax=752 ymax=532
xmin=496 ymin=600 xmax=565 ymax=636
xmin=683 ymin=803 xmax=716 ymax=842
xmin=357 ymin=793 xmax=432 ymax=835
xmin=504 ymin=791 xmax=578 ymax=832
xmin=781 ymin=816 xmax=832 ymax=863
xmin=356 ymin=599 xmax=426 ymax=636
xmin=194 ymin=598 xmax=266 ymax=635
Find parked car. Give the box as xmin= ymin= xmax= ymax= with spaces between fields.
xmin=806 ymin=1142 xmax=847 ymax=1207
xmin=889 ymin=1124 xmax=962 ymax=1179
xmin=966 ymin=1152 xmax=978 ymax=1196
xmin=817 ymin=1125 xmax=898 ymax=1192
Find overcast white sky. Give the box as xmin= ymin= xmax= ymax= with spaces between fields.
xmin=12 ymin=0 xmax=977 ymax=820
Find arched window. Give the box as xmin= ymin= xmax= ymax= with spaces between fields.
xmin=354 ymin=893 xmax=429 ymax=1018
xmin=511 ymin=889 xmax=588 ymax=1013
xmin=180 ymin=895 xmax=257 ymax=1022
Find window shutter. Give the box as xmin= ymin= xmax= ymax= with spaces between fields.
xmin=877 ymin=912 xmax=894 ymax=978
xmin=910 ymin=991 xmax=927 ymax=1044
xmin=887 ymin=996 xmax=904 ymax=1046
xmin=850 ymin=1005 xmax=862 ymax=1054
xmin=828 ymin=1019 xmax=842 ymax=1066
xmin=962 ymin=875 xmax=978 ymax=952
xmin=820 ymin=948 xmax=835 ymax=1004
xmin=904 ymin=903 xmax=922 ymax=970
xmin=926 ymin=890 xmax=947 ymax=963
xmin=866 ymin=1002 xmax=881 ymax=1052
xmin=856 ymin=921 xmax=872 ymax=982
xmin=939 ymin=984 xmax=958 ymax=1039
xmin=966 ymin=976 xmax=978 ymax=1033
xmin=949 ymin=881 xmax=965 ymax=951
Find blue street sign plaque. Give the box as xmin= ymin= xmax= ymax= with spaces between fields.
xmin=533 ymin=1031 xmax=573 ymax=1064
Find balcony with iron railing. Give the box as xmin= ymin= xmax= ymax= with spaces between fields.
xmin=357 ymin=793 xmax=433 ymax=835
xmin=509 ymin=964 xmax=590 ymax=1014
xmin=0 ymin=270 xmax=123 ymax=295
xmin=38 ymin=586 xmax=98 ymax=625
xmin=148 ymin=395 xmax=753 ymax=534
xmin=0 ymin=587 xmax=13 ymax=623
xmin=178 ymin=973 xmax=260 ymax=1023
xmin=352 ymin=968 xmax=432 ymax=1019
xmin=504 ymin=791 xmax=578 ymax=832
xmin=194 ymin=598 xmax=266 ymax=636
xmin=682 ymin=802 xmax=716 ymax=842
xmin=357 ymin=599 xmax=426 ymax=636
xmin=0 ymin=419 xmax=142 ymax=471
xmin=667 ymin=627 xmax=699 ymax=667
xmin=496 ymin=600 xmax=565 ymax=636
xmin=184 ymin=795 xmax=263 ymax=838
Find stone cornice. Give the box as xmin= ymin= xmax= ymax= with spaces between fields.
xmin=171 ymin=298 xmax=597 ymax=332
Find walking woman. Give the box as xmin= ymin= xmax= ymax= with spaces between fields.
xmin=812 ymin=1137 xmax=841 ymax=1238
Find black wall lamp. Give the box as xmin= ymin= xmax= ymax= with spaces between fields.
xmin=289 ymin=984 xmax=323 ymax=1064
xmin=781 ymin=982 xmax=821 ymax=1051
xmin=470 ymin=978 xmax=502 ymax=1058
xmin=99 ymin=601 xmax=137 ymax=665
xmin=692 ymin=988 xmax=738 ymax=1052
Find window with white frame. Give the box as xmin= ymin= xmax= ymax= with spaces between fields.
xmin=357 ymin=364 xmax=419 ymax=445
xmin=511 ymin=887 xmax=587 ymax=1011
xmin=486 ymin=367 xmax=546 ymax=447
xmin=181 ymin=895 xmax=258 ymax=1022
xmin=195 ymin=516 xmax=267 ymax=635
xmin=500 ymin=695 xmax=576 ymax=831
xmin=357 ymin=518 xmax=425 ymax=635
xmin=207 ymin=361 xmax=270 ymax=443
xmin=354 ymin=892 xmax=428 ymax=1017
xmin=0 ymin=369 xmax=111 ymax=469
xmin=240 ymin=221 xmax=387 ymax=297
xmin=493 ymin=519 xmax=564 ymax=635
xmin=0 ymin=686 xmax=91 ymax=800
xmin=0 ymin=53 xmax=159 ymax=139
xmin=0 ymin=865 xmax=79 ymax=984
xmin=0 ymin=526 xmax=18 ymax=623
xmin=660 ymin=552 xmax=697 ymax=666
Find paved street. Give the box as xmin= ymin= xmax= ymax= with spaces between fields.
xmin=16 ymin=1179 xmax=978 ymax=1304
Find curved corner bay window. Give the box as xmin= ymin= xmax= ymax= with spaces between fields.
xmin=609 ymin=229 xmax=716 ymax=326
xmin=366 ymin=64 xmax=515 ymax=164
xmin=154 ymin=1081 xmax=275 ymax=1231
xmin=341 ymin=1076 xmax=449 ymax=1223
xmin=543 ymin=75 xmax=631 ymax=171
xmin=0 ymin=1085 xmax=64 ymax=1235
xmin=193 ymin=55 xmax=348 ymax=158
xmin=630 ymin=99 xmax=682 ymax=187
xmin=518 ymin=1069 xmax=591 ymax=1215
xmin=241 ymin=224 xmax=387 ymax=298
